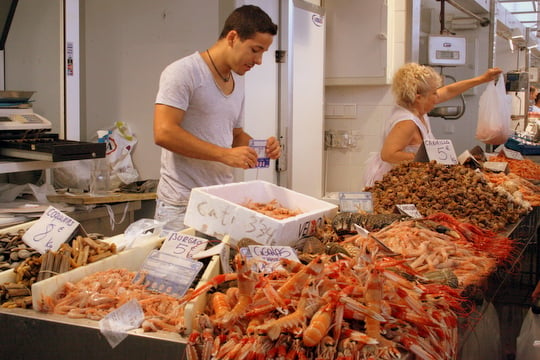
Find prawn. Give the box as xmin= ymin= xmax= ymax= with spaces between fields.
xmin=258 ymin=281 xmax=322 ymax=340
xmin=303 ymin=302 xmax=334 ymax=347
xmin=220 ymin=254 xmax=260 ymax=325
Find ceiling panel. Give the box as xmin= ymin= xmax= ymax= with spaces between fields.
xmin=499 ymin=0 xmax=539 ymax=27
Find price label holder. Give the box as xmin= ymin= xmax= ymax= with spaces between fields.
xmin=338 ymin=192 xmax=373 ymax=213
xmin=22 ymin=206 xmax=81 ymax=254
xmin=457 ymin=150 xmax=482 ymax=169
xmin=160 ymin=232 xmax=208 ymax=259
xmin=99 ymin=299 xmax=144 ymax=348
xmin=239 ymin=245 xmax=299 ymax=273
xmin=501 ymin=146 xmax=524 ymax=160
xmin=396 ymin=204 xmax=423 ymax=219
xmin=249 ymin=139 xmax=270 ymax=168
xmin=134 ymin=250 xmax=203 ymax=297
xmin=414 ymin=139 xmax=458 ymax=165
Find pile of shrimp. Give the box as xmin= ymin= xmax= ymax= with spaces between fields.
xmin=482 ymin=171 xmax=540 ymax=206
xmin=241 ymin=199 xmax=303 ymax=220
xmin=184 ymin=251 xmax=466 ymax=360
xmin=488 ymin=154 xmax=540 ymax=180
xmin=349 ymin=213 xmax=515 ymax=288
xmin=38 ymin=268 xmax=187 ymax=334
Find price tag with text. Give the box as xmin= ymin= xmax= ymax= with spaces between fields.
xmin=415 ymin=139 xmax=458 ymax=165
xmin=501 ymin=147 xmax=524 ymax=160
xmin=22 ymin=206 xmax=80 ymax=254
xmin=339 ymin=192 xmax=373 ymax=213
xmin=396 ymin=204 xmax=423 ymax=219
xmin=240 ymin=245 xmax=299 ymax=273
xmin=134 ymin=250 xmax=203 ymax=297
xmin=160 ymin=232 xmax=208 ymax=259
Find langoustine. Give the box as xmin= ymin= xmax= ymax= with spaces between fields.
xmin=186 ymin=249 xmax=465 ymax=360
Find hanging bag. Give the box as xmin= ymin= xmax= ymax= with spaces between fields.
xmin=476 ymin=74 xmax=512 ymax=145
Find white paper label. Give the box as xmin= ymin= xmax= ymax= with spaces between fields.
xmin=396 ymin=204 xmax=423 ymax=219
xmin=423 ymin=139 xmax=458 ymax=165
xmin=240 ymin=245 xmax=299 ymax=273
xmin=135 ymin=250 xmax=203 ymax=297
xmin=338 ymin=192 xmax=373 ymax=213
xmin=501 ymin=147 xmax=524 ymax=160
xmin=22 ymin=206 xmax=80 ymax=254
xmin=160 ymin=232 xmax=208 ymax=259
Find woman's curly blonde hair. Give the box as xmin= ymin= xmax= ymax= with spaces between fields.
xmin=392 ymin=63 xmax=442 ymax=108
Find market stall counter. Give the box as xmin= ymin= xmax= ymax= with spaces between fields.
xmin=0 ymin=308 xmax=187 ymax=360
xmin=0 ymin=174 xmax=538 ymax=360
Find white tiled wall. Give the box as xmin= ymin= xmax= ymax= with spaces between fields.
xmin=323 ymin=1 xmax=406 ymax=193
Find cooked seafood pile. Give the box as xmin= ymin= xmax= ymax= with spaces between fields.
xmin=26 ymin=212 xmax=518 ymax=359
xmin=183 ymin=251 xmax=463 ymax=360
xmin=241 ymin=199 xmax=303 ymax=220
xmin=488 ymin=153 xmax=540 ymax=180
xmin=0 ymin=228 xmax=39 ymax=271
xmin=1 ymin=232 xmax=117 ymax=309
xmin=39 ymin=268 xmax=186 ymax=333
xmin=482 ymin=171 xmax=540 ymax=207
xmin=346 ymin=213 xmax=514 ymax=288
xmin=364 ymin=161 xmax=529 ymax=231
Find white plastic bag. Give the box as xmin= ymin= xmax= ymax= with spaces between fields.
xmin=516 ymin=309 xmax=540 ymax=360
xmin=476 ymin=75 xmax=512 ymax=145
xmin=106 ymin=121 xmax=139 ymax=188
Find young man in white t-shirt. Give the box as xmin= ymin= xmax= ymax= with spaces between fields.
xmin=153 ymin=5 xmax=281 ymax=232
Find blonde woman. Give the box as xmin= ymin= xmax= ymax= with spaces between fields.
xmin=363 ymin=63 xmax=502 ymax=187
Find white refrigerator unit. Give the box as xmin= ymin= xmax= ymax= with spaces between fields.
xmin=234 ymin=0 xmax=326 ymax=199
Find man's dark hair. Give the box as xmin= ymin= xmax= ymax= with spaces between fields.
xmin=219 ymin=5 xmax=278 ymax=40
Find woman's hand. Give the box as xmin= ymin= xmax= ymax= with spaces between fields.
xmin=482 ymin=67 xmax=503 ymax=82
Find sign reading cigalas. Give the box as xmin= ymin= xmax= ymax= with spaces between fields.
xmin=22 ymin=206 xmax=80 ymax=254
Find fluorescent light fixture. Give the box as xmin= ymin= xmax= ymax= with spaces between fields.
xmin=527 ymin=44 xmax=538 ymax=49
xmin=509 ymin=38 xmax=515 ymax=52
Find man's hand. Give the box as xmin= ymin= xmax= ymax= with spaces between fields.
xmin=265 ymin=136 xmax=281 ymax=159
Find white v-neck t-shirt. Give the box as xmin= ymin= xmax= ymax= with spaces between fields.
xmin=155 ymin=51 xmax=245 ymax=205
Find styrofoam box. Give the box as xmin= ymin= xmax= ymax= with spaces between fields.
xmin=184 ymin=180 xmax=338 ymax=246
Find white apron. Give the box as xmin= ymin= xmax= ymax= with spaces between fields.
xmin=362 ymin=106 xmax=434 ymax=188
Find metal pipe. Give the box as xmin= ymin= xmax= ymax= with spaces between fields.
xmin=525 ymin=27 xmax=532 ymax=129
xmin=486 ymin=0 xmax=496 ymax=153
xmin=445 ymin=0 xmax=490 ymax=27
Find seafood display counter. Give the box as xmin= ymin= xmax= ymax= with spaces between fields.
xmin=0 ymin=173 xmax=539 ymax=360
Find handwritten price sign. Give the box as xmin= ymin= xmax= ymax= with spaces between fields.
xmin=160 ymin=233 xmax=208 ymax=259
xmin=423 ymin=139 xmax=458 ymax=165
xmin=22 ymin=206 xmax=80 ymax=254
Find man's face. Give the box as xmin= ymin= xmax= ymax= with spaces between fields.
xmin=229 ymin=31 xmax=274 ymax=76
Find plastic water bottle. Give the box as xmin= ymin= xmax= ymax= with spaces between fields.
xmin=90 ymin=158 xmax=110 ymax=195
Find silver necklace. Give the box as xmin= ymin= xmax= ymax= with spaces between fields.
xmin=207 ymin=49 xmax=231 ymax=82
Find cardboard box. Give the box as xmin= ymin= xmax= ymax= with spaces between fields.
xmin=184 ymin=180 xmax=338 ymax=246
